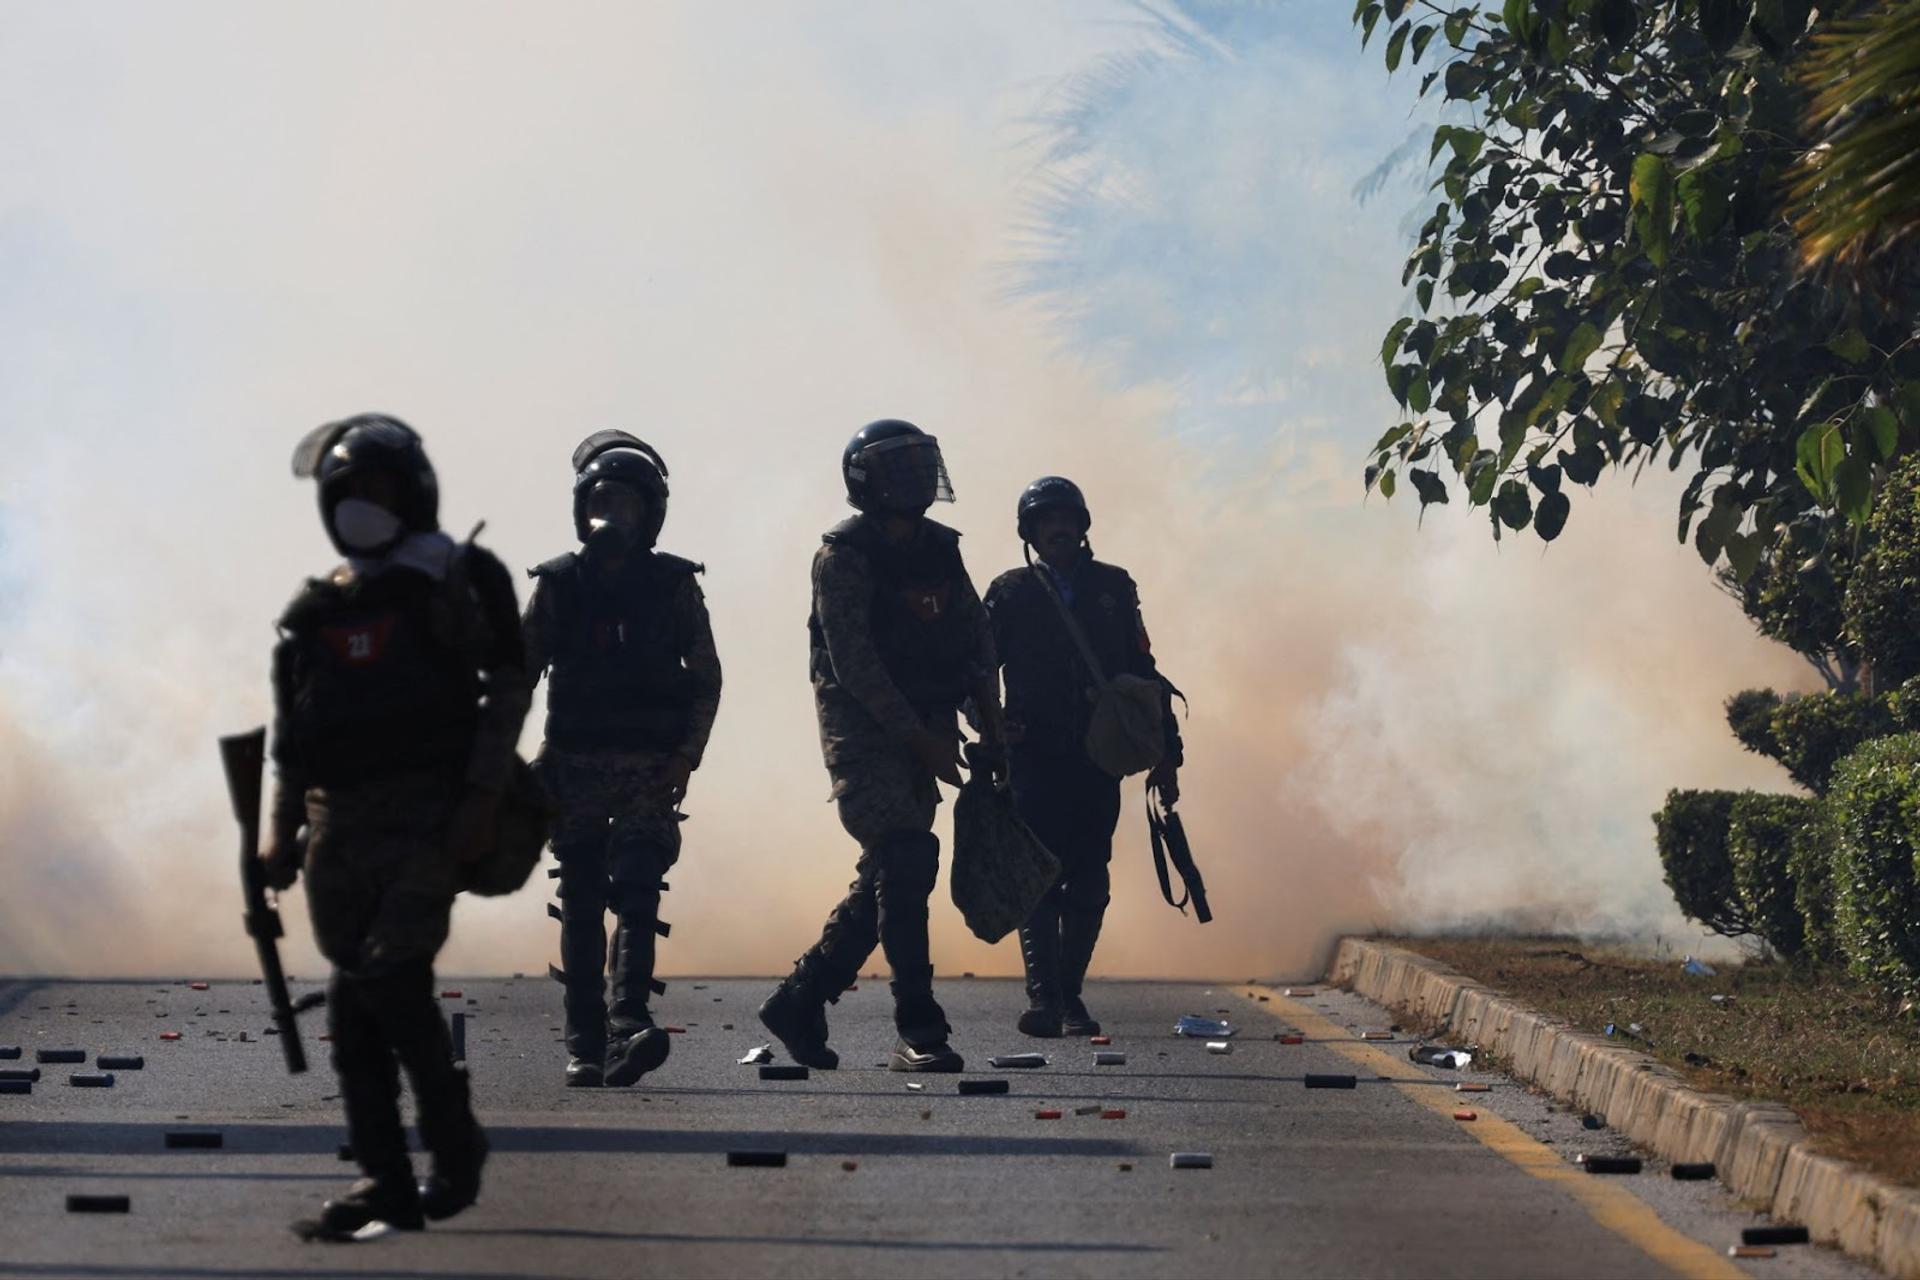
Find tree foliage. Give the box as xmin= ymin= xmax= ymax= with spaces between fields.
xmin=1355 ymin=0 xmax=1920 ymax=577
xmin=1789 ymin=0 xmax=1920 ymax=272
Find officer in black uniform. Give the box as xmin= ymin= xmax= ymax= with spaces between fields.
xmin=984 ymin=476 xmax=1181 ymax=1038
xmin=264 ymin=414 xmax=530 ymax=1239
xmin=759 ymin=420 xmax=1003 ymax=1073
xmin=522 ymin=432 xmax=723 ymax=1088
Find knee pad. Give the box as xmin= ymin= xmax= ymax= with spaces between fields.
xmin=876 ymin=833 xmax=939 ymax=898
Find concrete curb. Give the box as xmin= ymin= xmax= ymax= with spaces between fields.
xmin=1329 ymin=937 xmax=1920 ymax=1279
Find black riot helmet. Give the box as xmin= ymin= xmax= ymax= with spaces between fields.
xmin=842 ymin=419 xmax=954 ymax=516
xmin=1016 ymin=475 xmax=1091 ymax=544
xmin=291 ymin=413 xmax=440 ymax=557
xmin=571 ymin=429 xmax=669 ymax=548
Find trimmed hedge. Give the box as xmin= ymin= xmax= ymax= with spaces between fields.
xmin=1845 ymin=456 xmax=1920 ymax=689
xmin=1769 ymin=690 xmax=1893 ymax=794
xmin=1791 ymin=802 xmax=1842 ymax=964
xmin=1827 ymin=734 xmax=1920 ymax=1002
xmin=1727 ymin=793 xmax=1815 ymax=959
xmin=1726 ymin=688 xmax=1783 ymax=761
xmin=1655 ymin=789 xmax=1749 ymax=938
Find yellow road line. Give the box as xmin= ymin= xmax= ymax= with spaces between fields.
xmin=1250 ymin=985 xmax=1746 ymax=1280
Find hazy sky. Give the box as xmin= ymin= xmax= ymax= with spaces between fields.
xmin=0 ymin=2 xmax=1813 ymax=981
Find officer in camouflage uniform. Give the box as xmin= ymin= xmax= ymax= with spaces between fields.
xmin=523 ymin=432 xmax=722 ymax=1089
xmin=985 ymin=476 xmax=1182 ymax=1038
xmin=759 ymin=420 xmax=1004 ymax=1073
xmin=263 ymin=414 xmax=530 ymax=1240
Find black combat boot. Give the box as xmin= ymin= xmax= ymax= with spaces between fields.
xmin=1015 ymin=898 xmax=1065 ymax=1038
xmin=293 ymin=1175 xmax=425 ymax=1241
xmin=555 ymin=836 xmax=613 ymax=1083
xmin=565 ymin=1055 xmax=605 ymax=1087
xmin=415 ymin=1066 xmax=488 ymax=1222
xmin=759 ymin=969 xmax=840 ymax=1070
xmin=1059 ymin=901 xmax=1107 ymax=1038
xmin=604 ymin=892 xmax=671 ymax=1087
xmin=888 ymin=965 xmax=963 ymax=1072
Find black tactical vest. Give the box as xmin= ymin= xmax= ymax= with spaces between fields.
xmin=278 ymin=565 xmax=478 ymax=787
xmin=534 ymin=550 xmax=700 ymax=753
xmin=808 ymin=516 xmax=974 ymax=715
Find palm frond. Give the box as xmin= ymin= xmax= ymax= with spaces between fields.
xmin=1788 ymin=0 xmax=1920 ymax=271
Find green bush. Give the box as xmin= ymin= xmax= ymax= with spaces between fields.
xmin=1769 ymin=691 xmax=1893 ymax=794
xmin=1655 ymin=790 xmax=1750 ymax=938
xmin=1790 ymin=802 xmax=1842 ymax=964
xmin=1827 ymin=734 xmax=1920 ymax=1002
xmin=1726 ymin=689 xmax=1784 ymax=761
xmin=1844 ymin=456 xmax=1920 ymax=689
xmin=1727 ymin=793 xmax=1815 ymax=959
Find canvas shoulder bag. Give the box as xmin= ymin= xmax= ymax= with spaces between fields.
xmin=1031 ymin=566 xmax=1166 ymax=778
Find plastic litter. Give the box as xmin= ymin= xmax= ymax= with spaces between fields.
xmin=1742 ymin=1225 xmax=1809 ymax=1246
xmin=70 ymin=1073 xmax=114 ymax=1088
xmin=1101 ymin=1108 xmax=1127 ymax=1119
xmin=188 ymin=982 xmax=209 ymax=991
xmin=1680 ymin=956 xmax=1716 ymax=978
xmin=738 ymin=1045 xmax=774 ymax=1065
xmin=1174 ymin=1015 xmax=1234 ymax=1038
xmin=1455 ymin=1083 xmax=1491 ymax=1093
xmin=0 ymin=1047 xmax=18 ymax=1060
xmin=165 ymin=1132 xmax=223 ymax=1149
xmin=1453 ymin=1110 xmax=1478 ymax=1121
xmin=36 ymin=1049 xmax=85 ymax=1065
xmin=1729 ymin=1246 xmax=1776 ymax=1259
xmin=96 ymin=1056 xmax=144 ymax=1071
xmin=727 ymin=1150 xmax=787 ymax=1168
xmin=1284 ymin=988 xmax=1314 ymax=997
xmin=1671 ymin=1162 xmax=1716 ymax=1180
xmin=66 ymin=1195 xmax=129 ymax=1214
xmin=0 ymin=1081 xmax=29 ymax=1095
xmin=0 ymin=1068 xmax=40 ymax=1083
xmin=1034 ymin=1109 xmax=1062 ymax=1120
xmin=905 ymin=1082 xmax=926 ymax=1092
xmin=958 ymin=1079 xmax=1009 ymax=1095
xmin=1278 ymin=1033 xmax=1305 ymax=1045
xmin=1094 ymin=1051 xmax=1127 ymax=1066
xmin=1359 ymin=1031 xmax=1393 ymax=1042
xmin=759 ymin=1064 xmax=808 ymax=1081
xmin=1089 ymin=1035 xmax=1112 ymax=1045
xmin=1305 ymin=1073 xmax=1357 ymax=1089
xmin=1075 ymin=1104 xmax=1105 ymax=1115
xmin=1579 ymin=1155 xmax=1642 ymax=1175
xmin=1170 ymin=1152 xmax=1212 ymax=1169
xmin=1409 ymin=1045 xmax=1473 ymax=1069
xmin=990 ymin=1054 xmax=1048 ymax=1069
xmin=1205 ymin=1041 xmax=1232 ymax=1055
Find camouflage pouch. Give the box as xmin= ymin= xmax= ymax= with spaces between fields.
xmin=460 ymin=755 xmax=556 ymax=897
xmin=950 ymin=751 xmax=1061 ymax=943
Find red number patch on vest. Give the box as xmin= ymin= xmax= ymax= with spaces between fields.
xmin=320 ymin=615 xmax=398 ymax=666
xmin=904 ymin=584 xmax=951 ymax=621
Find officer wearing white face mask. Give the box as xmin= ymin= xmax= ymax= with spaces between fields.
xmin=263 ymin=413 xmax=532 ymax=1240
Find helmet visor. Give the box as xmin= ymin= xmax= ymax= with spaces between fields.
xmin=585 ymin=479 xmax=647 ymax=533
xmin=858 ymin=434 xmax=954 ymax=512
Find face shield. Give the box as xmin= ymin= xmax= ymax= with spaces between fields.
xmin=855 ymin=433 xmax=954 ymax=514
xmin=582 ymin=479 xmax=648 ymax=560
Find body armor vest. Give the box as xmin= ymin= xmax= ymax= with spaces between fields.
xmin=809 ymin=516 xmax=973 ymax=716
xmin=536 ymin=550 xmax=699 ymax=753
xmin=278 ymin=565 xmax=478 ymax=787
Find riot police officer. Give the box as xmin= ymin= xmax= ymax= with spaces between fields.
xmin=263 ymin=414 xmax=530 ymax=1239
xmin=759 ymin=420 xmax=1004 ymax=1073
xmin=523 ymin=432 xmax=723 ymax=1088
xmin=984 ymin=476 xmax=1182 ymax=1037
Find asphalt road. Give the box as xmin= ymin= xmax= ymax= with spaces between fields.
xmin=0 ymin=974 xmax=1886 ymax=1280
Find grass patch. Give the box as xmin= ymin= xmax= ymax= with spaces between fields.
xmin=1386 ymin=936 xmax=1920 ymax=1189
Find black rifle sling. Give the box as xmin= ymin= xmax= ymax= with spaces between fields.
xmin=1149 ymin=793 xmax=1190 ymax=914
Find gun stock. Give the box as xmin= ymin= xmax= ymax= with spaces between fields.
xmin=220 ymin=728 xmax=308 ymax=1074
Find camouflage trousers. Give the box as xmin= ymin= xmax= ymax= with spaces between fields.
xmin=303 ymin=771 xmax=462 ymax=977
xmin=794 ymin=714 xmax=949 ymax=1041
xmin=301 ymin=771 xmax=477 ymax=1187
xmin=540 ymin=748 xmax=682 ymax=1056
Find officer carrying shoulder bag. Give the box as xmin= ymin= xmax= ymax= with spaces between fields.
xmin=1031 ymin=567 xmax=1166 ymax=778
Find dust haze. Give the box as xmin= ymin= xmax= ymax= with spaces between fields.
xmin=0 ymin=3 xmax=1812 ymax=983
